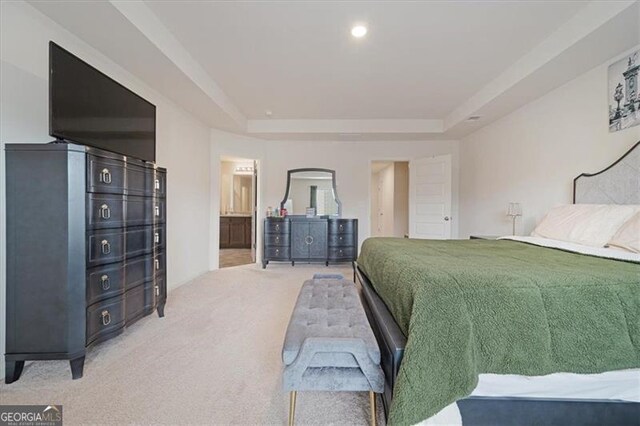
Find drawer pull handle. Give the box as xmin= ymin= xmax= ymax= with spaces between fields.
xmin=154 ymin=232 xmax=160 ymax=244
xmin=101 ymin=310 xmax=111 ymax=326
xmin=154 ymin=206 xmax=160 ymax=217
xmin=99 ymin=204 xmax=111 ymax=220
xmin=100 ymin=274 xmax=111 ymax=291
xmin=155 ymin=259 xmax=160 ymax=270
xmin=275 ymin=236 xmax=279 ymax=243
xmin=100 ymin=168 xmax=112 ymax=184
xmin=155 ymin=179 xmax=160 ymax=190
xmin=155 ymin=285 xmax=160 ymax=296
xmin=101 ymin=239 xmax=111 ymax=255
xmin=275 ymin=224 xmax=280 ymax=231
xmin=305 ymin=235 xmax=314 ymax=245
xmin=339 ymin=224 xmax=344 ymax=231
xmin=275 ymin=249 xmax=280 ymax=255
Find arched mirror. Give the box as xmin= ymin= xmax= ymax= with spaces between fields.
xmin=280 ymin=168 xmax=342 ymax=217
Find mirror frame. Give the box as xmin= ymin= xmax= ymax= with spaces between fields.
xmin=280 ymin=168 xmax=342 ymax=217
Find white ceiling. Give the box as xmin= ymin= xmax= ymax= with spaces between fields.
xmin=145 ymin=0 xmax=586 ymax=120
xmin=25 ymin=0 xmax=640 ymax=140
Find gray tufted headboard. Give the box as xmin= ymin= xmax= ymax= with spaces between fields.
xmin=573 ymin=141 xmax=640 ymax=205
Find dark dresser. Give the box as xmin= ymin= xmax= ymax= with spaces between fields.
xmin=5 ymin=143 xmax=167 ymax=383
xmin=263 ymin=217 xmax=358 ymax=273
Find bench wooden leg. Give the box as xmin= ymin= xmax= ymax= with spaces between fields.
xmin=289 ymin=391 xmax=297 ymax=426
xmin=370 ymin=391 xmax=376 ymax=426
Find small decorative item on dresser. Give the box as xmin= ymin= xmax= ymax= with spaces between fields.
xmin=507 ymin=202 xmax=522 ymax=236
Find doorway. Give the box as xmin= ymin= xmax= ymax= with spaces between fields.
xmin=219 ymin=157 xmax=257 ymax=268
xmin=370 ymin=161 xmax=409 ymax=238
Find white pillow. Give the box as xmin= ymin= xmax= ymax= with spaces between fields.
xmin=607 ymin=212 xmax=640 ymax=253
xmin=531 ymin=204 xmax=640 ymax=247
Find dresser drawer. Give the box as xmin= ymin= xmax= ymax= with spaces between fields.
xmin=154 ymin=169 xmax=167 ymax=198
xmin=86 ymin=296 xmax=125 ymax=345
xmin=328 ymin=246 xmax=355 ymax=260
xmin=126 ymin=163 xmax=153 ymax=197
xmin=87 ymin=194 xmax=125 ymax=229
xmin=126 ymin=196 xmax=153 ymax=227
xmin=125 ymin=281 xmax=155 ymax=324
xmin=87 ymin=263 xmax=125 ymax=305
xmin=154 ymin=274 xmax=166 ymax=304
xmin=125 ymin=256 xmax=153 ymax=290
xmin=87 ymin=229 xmax=125 ymax=267
xmin=153 ymin=224 xmax=166 ymax=249
xmin=87 ymin=155 xmax=126 ymax=194
xmin=152 ymin=199 xmax=167 ymax=224
xmin=265 ymin=246 xmax=290 ymax=260
xmin=153 ymin=251 xmax=166 ymax=277
xmin=265 ymin=233 xmax=290 ymax=247
xmin=329 ymin=219 xmax=355 ymax=235
xmin=125 ymin=226 xmax=154 ymax=259
xmin=265 ymin=220 xmax=289 ymax=234
xmin=328 ymin=234 xmax=354 ymax=247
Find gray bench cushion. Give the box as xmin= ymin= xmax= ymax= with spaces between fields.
xmin=282 ymin=276 xmax=384 ymax=393
xmin=282 ymin=278 xmax=380 ymax=366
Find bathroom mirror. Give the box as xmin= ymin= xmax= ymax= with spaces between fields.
xmin=280 ymin=168 xmax=341 ymax=217
xmin=220 ymin=160 xmax=254 ymax=216
xmin=232 ymin=174 xmax=252 ymax=214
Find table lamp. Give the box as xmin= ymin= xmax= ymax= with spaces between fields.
xmin=507 ymin=202 xmax=522 ymax=236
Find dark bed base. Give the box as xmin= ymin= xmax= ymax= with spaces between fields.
xmin=356 ymin=265 xmax=640 ymax=426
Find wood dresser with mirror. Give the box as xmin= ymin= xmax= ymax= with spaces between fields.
xmin=262 ymin=168 xmax=358 ymax=275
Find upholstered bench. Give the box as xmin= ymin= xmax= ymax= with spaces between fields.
xmin=282 ymin=273 xmax=384 ymax=426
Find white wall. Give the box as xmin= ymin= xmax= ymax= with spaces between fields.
xmin=1 ymin=2 xmax=212 ymax=375
xmin=460 ymin=48 xmax=640 ymax=237
xmin=208 ymin=135 xmax=459 ymax=268
xmin=263 ymin=140 xmax=460 ymax=250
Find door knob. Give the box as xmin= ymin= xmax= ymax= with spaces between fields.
xmin=444 ymin=216 xmax=450 ymax=221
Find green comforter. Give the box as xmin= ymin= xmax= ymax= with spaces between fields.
xmin=357 ymin=238 xmax=640 ymax=425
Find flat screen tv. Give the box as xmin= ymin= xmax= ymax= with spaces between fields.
xmin=49 ymin=41 xmax=156 ymax=162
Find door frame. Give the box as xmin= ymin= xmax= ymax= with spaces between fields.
xmin=215 ymin=156 xmax=261 ymax=269
xmin=251 ymin=160 xmax=258 ymax=263
xmin=369 ymin=158 xmax=411 ymax=238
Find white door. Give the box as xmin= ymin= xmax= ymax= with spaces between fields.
xmin=409 ymin=155 xmax=452 ymax=239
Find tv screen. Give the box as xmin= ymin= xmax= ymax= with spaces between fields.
xmin=49 ymin=41 xmax=156 ymax=162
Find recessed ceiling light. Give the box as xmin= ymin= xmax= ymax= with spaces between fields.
xmin=351 ymin=25 xmax=367 ymax=38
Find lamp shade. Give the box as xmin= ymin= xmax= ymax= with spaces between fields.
xmin=507 ymin=202 xmax=522 ymax=217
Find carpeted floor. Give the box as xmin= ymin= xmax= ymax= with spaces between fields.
xmin=0 ymin=263 xmax=385 ymax=425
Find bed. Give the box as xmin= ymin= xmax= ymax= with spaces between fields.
xmin=356 ymin=141 xmax=640 ymax=425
